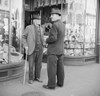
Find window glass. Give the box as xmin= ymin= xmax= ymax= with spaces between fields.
xmin=0 ymin=0 xmax=9 ymax=64
xmin=10 ymin=0 xmax=23 ymax=63
xmin=64 ymin=0 xmax=97 ymax=56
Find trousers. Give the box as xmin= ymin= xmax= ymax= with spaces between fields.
xmin=47 ymin=54 xmax=64 ymax=88
xmin=28 ymin=45 xmax=43 ymax=80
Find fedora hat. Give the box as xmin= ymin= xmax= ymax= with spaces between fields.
xmin=32 ymin=15 xmax=41 ymax=20
xmin=51 ymin=8 xmax=61 ymax=15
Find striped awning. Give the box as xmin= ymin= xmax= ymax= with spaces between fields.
xmin=35 ymin=0 xmax=66 ymax=8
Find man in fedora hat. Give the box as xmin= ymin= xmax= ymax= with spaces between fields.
xmin=43 ymin=7 xmax=65 ymax=89
xmin=22 ymin=11 xmax=44 ymax=84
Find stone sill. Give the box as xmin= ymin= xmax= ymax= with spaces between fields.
xmin=43 ymin=54 xmax=96 ymax=66
xmin=64 ymin=55 xmax=96 ymax=66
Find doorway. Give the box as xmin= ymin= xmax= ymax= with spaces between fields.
xmin=25 ymin=11 xmax=31 ymax=28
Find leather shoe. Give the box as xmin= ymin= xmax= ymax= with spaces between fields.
xmin=57 ymin=84 xmax=63 ymax=87
xmin=35 ymin=78 xmax=43 ymax=83
xmin=28 ymin=80 xmax=33 ymax=84
xmin=43 ymin=85 xmax=55 ymax=89
xmin=56 ymin=83 xmax=63 ymax=87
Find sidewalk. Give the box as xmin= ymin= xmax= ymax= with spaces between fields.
xmin=0 ymin=63 xmax=100 ymax=96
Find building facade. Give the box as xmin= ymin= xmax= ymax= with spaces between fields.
xmin=0 ymin=0 xmax=100 ymax=65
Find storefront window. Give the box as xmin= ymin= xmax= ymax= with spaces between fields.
xmin=10 ymin=0 xmax=23 ymax=63
xmin=11 ymin=0 xmax=23 ymax=51
xmin=0 ymin=0 xmax=23 ymax=64
xmin=64 ymin=0 xmax=97 ymax=56
xmin=0 ymin=0 xmax=10 ymax=64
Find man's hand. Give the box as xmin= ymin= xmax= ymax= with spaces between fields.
xmin=43 ymin=41 xmax=48 ymax=48
xmin=25 ymin=46 xmax=28 ymax=51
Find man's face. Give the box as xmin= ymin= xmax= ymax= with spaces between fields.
xmin=50 ymin=14 xmax=61 ymax=22
xmin=33 ymin=19 xmax=41 ymax=26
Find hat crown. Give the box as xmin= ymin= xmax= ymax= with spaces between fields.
xmin=51 ymin=8 xmax=61 ymax=15
xmin=32 ymin=13 xmax=41 ymax=20
xmin=33 ymin=15 xmax=41 ymax=20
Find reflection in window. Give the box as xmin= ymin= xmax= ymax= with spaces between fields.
xmin=64 ymin=0 xmax=97 ymax=56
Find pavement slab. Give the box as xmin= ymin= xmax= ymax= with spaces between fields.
xmin=0 ymin=63 xmax=100 ymax=96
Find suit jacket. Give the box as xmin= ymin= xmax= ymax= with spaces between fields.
xmin=46 ymin=20 xmax=65 ymax=55
xmin=22 ymin=25 xmax=35 ymax=55
xmin=22 ymin=24 xmax=44 ymax=55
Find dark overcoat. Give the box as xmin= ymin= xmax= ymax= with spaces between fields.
xmin=46 ymin=20 xmax=65 ymax=55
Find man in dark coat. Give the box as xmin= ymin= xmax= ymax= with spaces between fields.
xmin=43 ymin=8 xmax=65 ymax=89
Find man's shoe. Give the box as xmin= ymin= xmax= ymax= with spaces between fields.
xmin=35 ymin=78 xmax=43 ymax=83
xmin=57 ymin=84 xmax=63 ymax=87
xmin=43 ymin=85 xmax=55 ymax=89
xmin=28 ymin=80 xmax=33 ymax=84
